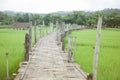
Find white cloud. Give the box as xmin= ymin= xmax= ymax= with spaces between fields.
xmin=0 ymin=0 xmax=120 ymax=13
xmin=86 ymin=0 xmax=120 ymax=10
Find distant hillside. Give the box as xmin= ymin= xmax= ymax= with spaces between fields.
xmin=3 ymin=10 xmax=15 ymax=16
xmin=1 ymin=10 xmax=69 ymax=16
xmin=52 ymin=11 xmax=70 ymax=15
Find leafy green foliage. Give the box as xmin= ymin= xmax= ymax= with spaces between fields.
xmin=103 ymin=9 xmax=120 ymax=28
xmin=1 ymin=9 xmax=120 ymax=28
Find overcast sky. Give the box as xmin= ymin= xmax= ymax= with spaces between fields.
xmin=0 ymin=0 xmax=119 ymax=13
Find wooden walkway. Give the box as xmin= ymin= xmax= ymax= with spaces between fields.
xmin=15 ymin=33 xmax=87 ymax=80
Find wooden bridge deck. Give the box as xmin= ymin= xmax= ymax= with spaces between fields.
xmin=15 ymin=33 xmax=87 ymax=80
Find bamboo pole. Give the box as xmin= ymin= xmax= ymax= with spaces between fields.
xmin=93 ymin=15 xmax=103 ymax=80
xmin=24 ymin=33 xmax=30 ymax=61
xmin=68 ymin=36 xmax=73 ymax=62
xmin=34 ymin=20 xmax=37 ymax=43
xmin=5 ymin=52 xmax=11 ymax=80
xmin=6 ymin=52 xmax=9 ymax=78
xmin=40 ymin=25 xmax=42 ymax=38
xmin=29 ymin=21 xmax=32 ymax=51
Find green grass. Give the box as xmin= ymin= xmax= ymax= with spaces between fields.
xmin=65 ymin=28 xmax=120 ymax=80
xmin=0 ymin=25 xmax=52 ymax=80
xmin=0 ymin=25 xmax=12 ymax=28
xmin=0 ymin=29 xmax=27 ymax=80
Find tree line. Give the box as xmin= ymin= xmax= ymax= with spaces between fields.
xmin=0 ymin=9 xmax=120 ymax=28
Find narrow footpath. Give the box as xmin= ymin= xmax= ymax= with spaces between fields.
xmin=15 ymin=33 xmax=87 ymax=80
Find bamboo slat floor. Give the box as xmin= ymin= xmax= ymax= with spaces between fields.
xmin=14 ymin=33 xmax=87 ymax=80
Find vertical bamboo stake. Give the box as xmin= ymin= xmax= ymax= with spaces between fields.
xmin=68 ymin=36 xmax=73 ymax=62
xmin=45 ymin=22 xmax=47 ymax=35
xmin=50 ymin=22 xmax=53 ymax=33
xmin=73 ymin=37 xmax=76 ymax=57
xmin=46 ymin=26 xmax=48 ymax=35
xmin=51 ymin=22 xmax=53 ymax=32
xmin=24 ymin=33 xmax=30 ymax=61
xmin=56 ymin=21 xmax=59 ymax=43
xmin=49 ymin=22 xmax=51 ymax=33
xmin=61 ymin=32 xmax=65 ymax=51
xmin=40 ymin=25 xmax=41 ymax=38
xmin=42 ymin=20 xmax=45 ymax=36
xmin=42 ymin=27 xmax=44 ymax=37
xmin=58 ymin=23 xmax=62 ymax=45
xmin=61 ymin=22 xmax=65 ymax=51
xmin=5 ymin=52 xmax=12 ymax=80
xmin=29 ymin=21 xmax=32 ymax=51
xmin=6 ymin=52 xmax=9 ymax=78
xmin=34 ymin=20 xmax=37 ymax=43
xmin=93 ymin=15 xmax=103 ymax=80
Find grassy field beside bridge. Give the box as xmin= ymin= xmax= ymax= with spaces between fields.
xmin=0 ymin=29 xmax=27 ymax=80
xmin=65 ymin=28 xmax=120 ymax=80
xmin=0 ymin=26 xmax=120 ymax=80
xmin=0 ymin=26 xmax=50 ymax=80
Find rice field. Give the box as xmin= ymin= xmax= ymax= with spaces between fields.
xmin=0 ymin=28 xmax=27 ymax=80
xmin=0 ymin=26 xmax=119 ymax=80
xmin=0 ymin=25 xmax=50 ymax=80
xmin=65 ymin=28 xmax=120 ymax=80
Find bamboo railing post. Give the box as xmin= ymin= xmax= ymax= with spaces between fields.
xmin=29 ymin=21 xmax=32 ymax=51
xmin=49 ymin=22 xmax=51 ymax=33
xmin=34 ymin=20 xmax=37 ymax=43
xmin=59 ymin=23 xmax=63 ymax=46
xmin=72 ymin=36 xmax=76 ymax=57
xmin=40 ymin=25 xmax=42 ymax=38
xmin=61 ymin=22 xmax=65 ymax=51
xmin=61 ymin=32 xmax=65 ymax=51
xmin=93 ymin=15 xmax=103 ymax=80
xmin=42 ymin=20 xmax=45 ymax=36
xmin=5 ymin=52 xmax=11 ymax=80
xmin=46 ymin=26 xmax=48 ymax=35
xmin=6 ymin=52 xmax=9 ymax=78
xmin=68 ymin=36 xmax=73 ymax=62
xmin=50 ymin=22 xmax=53 ymax=33
xmin=56 ymin=21 xmax=59 ymax=44
xmin=24 ymin=33 xmax=30 ymax=61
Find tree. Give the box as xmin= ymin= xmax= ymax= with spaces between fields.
xmin=0 ymin=12 xmax=13 ymax=24
xmin=103 ymin=9 xmax=120 ymax=28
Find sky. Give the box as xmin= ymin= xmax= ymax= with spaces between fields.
xmin=0 ymin=0 xmax=120 ymax=13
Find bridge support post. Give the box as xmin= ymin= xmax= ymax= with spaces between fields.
xmin=61 ymin=32 xmax=65 ymax=51
xmin=34 ymin=20 xmax=38 ymax=44
xmin=56 ymin=21 xmax=62 ymax=45
xmin=29 ymin=21 xmax=32 ymax=51
xmin=40 ymin=25 xmax=42 ymax=38
xmin=68 ymin=36 xmax=73 ymax=62
xmin=24 ymin=33 xmax=30 ymax=61
xmin=50 ymin=22 xmax=53 ymax=33
xmin=42 ymin=20 xmax=45 ymax=36
xmin=93 ymin=15 xmax=103 ymax=80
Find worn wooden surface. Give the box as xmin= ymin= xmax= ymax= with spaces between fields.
xmin=15 ymin=33 xmax=87 ymax=80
